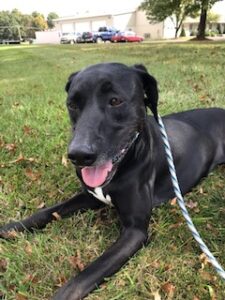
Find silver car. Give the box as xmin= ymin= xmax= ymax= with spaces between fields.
xmin=60 ymin=32 xmax=81 ymax=44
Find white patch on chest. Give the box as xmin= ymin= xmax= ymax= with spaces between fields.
xmin=88 ymin=187 xmax=113 ymax=206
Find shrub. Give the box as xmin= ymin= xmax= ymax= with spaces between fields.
xmin=216 ymin=24 xmax=222 ymax=35
xmin=180 ymin=27 xmax=186 ymax=37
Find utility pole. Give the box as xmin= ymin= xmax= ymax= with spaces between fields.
xmin=17 ymin=25 xmax=22 ymax=40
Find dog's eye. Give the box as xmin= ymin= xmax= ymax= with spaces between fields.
xmin=68 ymin=102 xmax=78 ymax=111
xmin=109 ymin=98 xmax=123 ymax=107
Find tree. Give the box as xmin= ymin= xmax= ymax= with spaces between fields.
xmin=0 ymin=10 xmax=48 ymax=41
xmin=31 ymin=11 xmax=48 ymax=31
xmin=47 ymin=12 xmax=59 ymax=29
xmin=0 ymin=10 xmax=22 ymax=40
xmin=0 ymin=11 xmax=12 ymax=39
xmin=196 ymin=0 xmax=222 ymax=40
xmin=139 ymin=0 xmax=199 ymax=38
xmin=207 ymin=11 xmax=220 ymax=23
xmin=20 ymin=14 xmax=38 ymax=38
xmin=11 ymin=9 xmax=23 ymax=39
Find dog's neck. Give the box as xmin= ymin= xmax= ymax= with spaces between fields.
xmin=87 ymin=187 xmax=113 ymax=206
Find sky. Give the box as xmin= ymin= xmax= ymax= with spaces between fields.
xmin=0 ymin=0 xmax=224 ymax=19
xmin=0 ymin=0 xmax=142 ymax=17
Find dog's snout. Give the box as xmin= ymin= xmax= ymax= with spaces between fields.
xmin=68 ymin=144 xmax=97 ymax=166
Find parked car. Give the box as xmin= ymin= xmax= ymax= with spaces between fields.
xmin=111 ymin=31 xmax=144 ymax=43
xmin=60 ymin=32 xmax=81 ymax=44
xmin=76 ymin=32 xmax=94 ymax=43
xmin=93 ymin=26 xmax=118 ymax=43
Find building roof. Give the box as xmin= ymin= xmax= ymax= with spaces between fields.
xmin=53 ymin=11 xmax=111 ymax=22
xmin=53 ymin=9 xmax=137 ymax=22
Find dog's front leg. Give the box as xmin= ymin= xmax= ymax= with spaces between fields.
xmin=53 ymin=225 xmax=148 ymax=300
xmin=0 ymin=192 xmax=103 ymax=237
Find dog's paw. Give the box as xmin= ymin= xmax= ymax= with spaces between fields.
xmin=53 ymin=278 xmax=84 ymax=300
xmin=0 ymin=222 xmax=23 ymax=239
xmin=0 ymin=229 xmax=19 ymax=239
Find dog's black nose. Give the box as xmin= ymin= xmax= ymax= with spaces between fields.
xmin=68 ymin=145 xmax=97 ymax=166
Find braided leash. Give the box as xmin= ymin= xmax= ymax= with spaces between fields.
xmin=157 ymin=115 xmax=225 ymax=280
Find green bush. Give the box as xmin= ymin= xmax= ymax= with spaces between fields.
xmin=180 ymin=27 xmax=186 ymax=37
xmin=210 ymin=29 xmax=219 ymax=36
xmin=190 ymin=30 xmax=196 ymax=36
xmin=216 ymin=24 xmax=222 ymax=35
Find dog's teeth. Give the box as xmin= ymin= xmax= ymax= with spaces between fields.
xmin=113 ymin=157 xmax=118 ymax=163
xmin=113 ymin=134 xmax=138 ymax=164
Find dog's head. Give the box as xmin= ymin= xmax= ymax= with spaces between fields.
xmin=66 ymin=63 xmax=158 ymax=188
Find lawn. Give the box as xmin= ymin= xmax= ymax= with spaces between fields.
xmin=0 ymin=42 xmax=225 ymax=300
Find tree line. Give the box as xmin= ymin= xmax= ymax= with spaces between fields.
xmin=140 ymin=0 xmax=223 ymax=39
xmin=0 ymin=9 xmax=58 ymax=41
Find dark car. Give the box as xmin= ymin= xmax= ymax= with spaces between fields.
xmin=93 ymin=26 xmax=118 ymax=43
xmin=76 ymin=32 xmax=93 ymax=43
xmin=111 ymin=31 xmax=144 ymax=43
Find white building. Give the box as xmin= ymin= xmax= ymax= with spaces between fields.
xmin=34 ymin=1 xmax=225 ymax=43
xmin=53 ymin=9 xmax=175 ymax=40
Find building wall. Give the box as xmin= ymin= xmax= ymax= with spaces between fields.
xmin=135 ymin=10 xmax=164 ymax=39
xmin=53 ymin=10 xmax=180 ymax=41
xmin=53 ymin=10 xmax=166 ymax=39
xmin=60 ymin=22 xmax=75 ymax=33
xmin=113 ymin=12 xmax=136 ymax=31
xmin=54 ymin=15 xmax=113 ymax=33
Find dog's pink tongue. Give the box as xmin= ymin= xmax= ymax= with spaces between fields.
xmin=81 ymin=161 xmax=113 ymax=188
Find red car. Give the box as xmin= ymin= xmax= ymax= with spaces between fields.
xmin=111 ymin=31 xmax=144 ymax=43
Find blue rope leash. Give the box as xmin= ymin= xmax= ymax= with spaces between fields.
xmin=157 ymin=115 xmax=225 ymax=280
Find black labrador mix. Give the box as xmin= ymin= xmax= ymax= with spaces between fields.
xmin=1 ymin=63 xmax=225 ymax=299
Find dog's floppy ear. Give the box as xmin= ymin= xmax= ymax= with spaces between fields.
xmin=65 ymin=72 xmax=79 ymax=93
xmin=132 ymin=64 xmax=158 ymax=122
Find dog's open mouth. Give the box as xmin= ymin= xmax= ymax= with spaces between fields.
xmin=81 ymin=161 xmax=113 ymax=188
xmin=81 ymin=132 xmax=139 ymax=188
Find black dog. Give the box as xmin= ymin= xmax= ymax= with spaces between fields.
xmin=1 ymin=63 xmax=225 ymax=300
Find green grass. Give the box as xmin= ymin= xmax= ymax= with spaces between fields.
xmin=0 ymin=42 xmax=225 ymax=300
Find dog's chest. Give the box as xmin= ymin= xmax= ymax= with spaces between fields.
xmin=87 ymin=187 xmax=113 ymax=206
